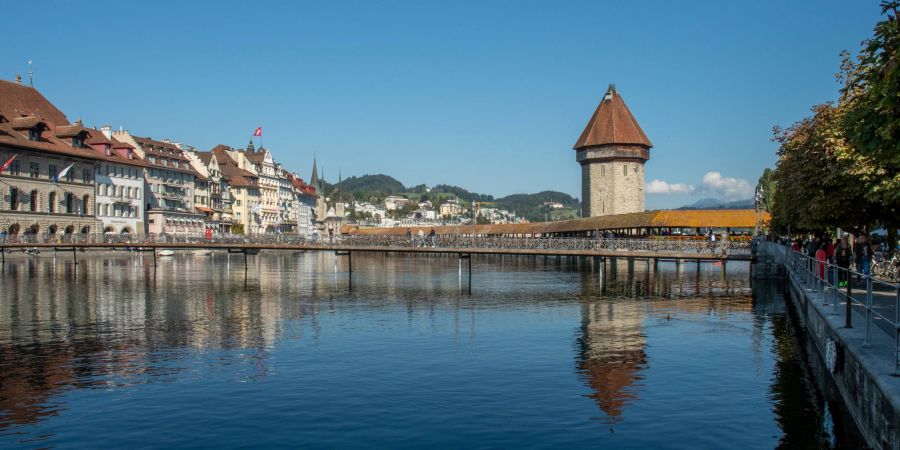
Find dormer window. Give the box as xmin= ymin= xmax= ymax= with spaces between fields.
xmin=104 ymin=145 xmax=111 ymax=156
xmin=72 ymin=136 xmax=84 ymax=148
xmin=28 ymin=128 xmax=40 ymax=141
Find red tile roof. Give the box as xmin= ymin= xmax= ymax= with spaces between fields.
xmin=210 ymin=145 xmax=258 ymax=188
xmin=574 ymin=85 xmax=652 ymax=149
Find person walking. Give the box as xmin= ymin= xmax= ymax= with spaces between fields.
xmin=428 ymin=228 xmax=436 ymax=247
xmin=815 ymin=243 xmax=827 ymax=280
xmin=417 ymin=229 xmax=425 ymax=247
xmin=854 ymin=234 xmax=870 ymax=283
xmin=835 ymin=238 xmax=852 ymax=287
xmin=406 ymin=228 xmax=413 ymax=246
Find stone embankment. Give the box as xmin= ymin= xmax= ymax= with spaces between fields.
xmin=756 ymin=241 xmax=900 ymax=449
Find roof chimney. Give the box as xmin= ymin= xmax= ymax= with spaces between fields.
xmin=101 ymin=124 xmax=112 ymax=139
xmin=15 ymin=74 xmax=22 ymax=84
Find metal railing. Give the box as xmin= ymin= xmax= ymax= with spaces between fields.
xmin=783 ymin=243 xmax=900 ymax=375
xmin=0 ymin=233 xmax=751 ymax=255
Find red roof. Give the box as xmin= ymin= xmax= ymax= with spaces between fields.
xmin=574 ymin=85 xmax=652 ymax=149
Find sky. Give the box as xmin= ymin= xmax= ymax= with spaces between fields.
xmin=1 ymin=1 xmax=884 ymax=209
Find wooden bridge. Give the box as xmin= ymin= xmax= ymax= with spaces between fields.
xmin=0 ymin=236 xmax=752 ymax=266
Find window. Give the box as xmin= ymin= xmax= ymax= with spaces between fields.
xmin=82 ymin=169 xmax=91 ymax=184
xmin=30 ymin=190 xmax=38 ymax=212
xmin=48 ymin=192 xmax=56 ymax=213
xmin=101 ymin=203 xmax=108 ymax=216
xmin=8 ymin=159 xmax=20 ymax=176
xmin=65 ymin=166 xmax=75 ymax=182
xmin=8 ymin=187 xmax=18 ymax=210
xmin=48 ymin=164 xmax=57 ymax=180
xmin=72 ymin=137 xmax=84 ymax=148
xmin=29 ymin=162 xmax=39 ymax=178
xmin=28 ymin=128 xmax=40 ymax=141
xmin=82 ymin=195 xmax=90 ymax=215
xmin=237 ymin=212 xmax=241 ymax=218
xmin=236 ymin=200 xmax=242 ymax=206
xmin=65 ymin=193 xmax=74 ymax=214
xmin=135 ymin=188 xmax=141 ymax=198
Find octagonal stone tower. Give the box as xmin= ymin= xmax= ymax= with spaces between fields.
xmin=574 ymin=85 xmax=652 ymax=217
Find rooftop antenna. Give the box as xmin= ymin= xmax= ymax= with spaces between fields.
xmin=28 ymin=60 xmax=33 ymax=87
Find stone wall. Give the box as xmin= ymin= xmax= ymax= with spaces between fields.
xmin=780 ymin=248 xmax=900 ymax=450
xmin=582 ymin=160 xmax=644 ymax=217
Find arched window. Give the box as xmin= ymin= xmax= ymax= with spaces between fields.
xmin=9 ymin=187 xmax=19 ymax=210
xmin=82 ymin=195 xmax=90 ymax=215
xmin=65 ymin=193 xmax=74 ymax=214
xmin=30 ymin=190 xmax=38 ymax=212
xmin=48 ymin=192 xmax=56 ymax=213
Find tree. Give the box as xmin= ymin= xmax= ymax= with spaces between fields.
xmin=841 ymin=2 xmax=900 ymax=215
xmin=476 ymin=213 xmax=490 ymax=225
xmin=771 ymin=103 xmax=879 ymax=235
xmin=756 ymin=168 xmax=776 ymax=213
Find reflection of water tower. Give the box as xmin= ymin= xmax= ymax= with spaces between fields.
xmin=577 ymin=301 xmax=648 ymax=423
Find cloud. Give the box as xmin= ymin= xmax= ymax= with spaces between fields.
xmin=646 ymin=179 xmax=695 ymax=194
xmin=700 ymin=172 xmax=753 ymax=200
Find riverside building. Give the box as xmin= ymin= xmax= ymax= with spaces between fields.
xmin=0 ymin=79 xmax=101 ymax=237
xmin=93 ymin=126 xmax=147 ymax=234
xmin=113 ymin=131 xmax=206 ymax=234
xmin=212 ymin=145 xmax=260 ymax=234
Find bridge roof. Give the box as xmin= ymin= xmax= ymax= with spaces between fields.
xmin=342 ymin=209 xmax=767 ymax=236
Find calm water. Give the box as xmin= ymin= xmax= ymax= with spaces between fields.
xmin=0 ymin=252 xmax=865 ymax=449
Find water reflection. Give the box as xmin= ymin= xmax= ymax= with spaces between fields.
xmin=0 ymin=252 xmax=864 ymax=447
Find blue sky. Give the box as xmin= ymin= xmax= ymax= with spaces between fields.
xmin=1 ymin=1 xmax=883 ymax=209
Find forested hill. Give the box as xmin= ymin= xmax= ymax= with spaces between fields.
xmin=495 ymin=191 xmax=580 ymax=221
xmin=328 ymin=174 xmax=406 ymax=195
xmin=326 ymin=174 xmax=580 ymax=221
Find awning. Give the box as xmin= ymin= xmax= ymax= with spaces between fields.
xmin=195 ymin=206 xmax=214 ymax=213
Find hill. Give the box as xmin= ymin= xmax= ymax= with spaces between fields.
xmin=495 ymin=191 xmax=580 ymax=222
xmin=324 ymin=173 xmax=582 ymax=221
xmin=677 ymin=198 xmax=754 ymax=210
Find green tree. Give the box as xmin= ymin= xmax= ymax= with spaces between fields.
xmin=756 ymin=168 xmax=776 ymax=212
xmin=841 ymin=1 xmax=900 ymax=214
xmin=772 ymin=103 xmax=879 ymax=235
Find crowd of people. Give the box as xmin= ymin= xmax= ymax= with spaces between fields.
xmin=785 ymin=234 xmax=896 ymax=286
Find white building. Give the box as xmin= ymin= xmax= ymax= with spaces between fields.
xmin=384 ymin=195 xmax=410 ymax=211
xmin=94 ymin=126 xmax=146 ymax=234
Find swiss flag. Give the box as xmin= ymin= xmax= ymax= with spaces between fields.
xmin=253 ymin=127 xmax=262 ymax=137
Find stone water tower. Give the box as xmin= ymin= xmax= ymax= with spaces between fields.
xmin=574 ymin=85 xmax=652 ymax=217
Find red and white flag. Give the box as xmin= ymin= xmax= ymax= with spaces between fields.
xmin=253 ymin=127 xmax=262 ymax=137
xmin=0 ymin=154 xmax=17 ymax=173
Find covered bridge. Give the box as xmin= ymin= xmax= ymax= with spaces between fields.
xmin=342 ymin=209 xmax=767 ymax=239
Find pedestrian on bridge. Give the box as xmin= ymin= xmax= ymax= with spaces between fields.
xmin=406 ymin=228 xmax=413 ymax=246
xmin=428 ymin=228 xmax=436 ymax=247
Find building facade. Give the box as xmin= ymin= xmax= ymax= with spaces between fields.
xmin=94 ymin=126 xmax=147 ymax=234
xmin=246 ymin=146 xmax=279 ymax=233
xmin=212 ymin=145 xmax=260 ymax=234
xmin=113 ymin=132 xmax=206 ymax=234
xmin=574 ymin=85 xmax=651 ymax=217
xmin=0 ymin=80 xmax=101 ymax=238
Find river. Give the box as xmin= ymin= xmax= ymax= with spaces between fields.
xmin=0 ymin=252 xmax=866 ymax=448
